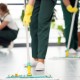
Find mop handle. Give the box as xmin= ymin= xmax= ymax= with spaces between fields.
xmin=26 ymin=27 xmax=30 ymax=64
xmin=67 ymin=0 xmax=78 ymax=49
xmin=25 ymin=27 xmax=32 ymax=76
xmin=24 ymin=0 xmax=31 ymax=64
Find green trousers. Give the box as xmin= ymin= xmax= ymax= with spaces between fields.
xmin=61 ymin=0 xmax=79 ymax=50
xmin=30 ymin=0 xmax=56 ymax=59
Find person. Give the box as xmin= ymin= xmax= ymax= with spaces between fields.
xmin=61 ymin=0 xmax=79 ymax=54
xmin=23 ymin=0 xmax=57 ymax=71
xmin=0 ymin=3 xmax=19 ymax=47
xmin=23 ymin=0 xmax=78 ymax=26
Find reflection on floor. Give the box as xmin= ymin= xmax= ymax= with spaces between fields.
xmin=0 ymin=46 xmax=80 ymax=80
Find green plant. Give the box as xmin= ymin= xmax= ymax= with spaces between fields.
xmin=57 ymin=25 xmax=64 ymax=44
xmin=50 ymin=22 xmax=64 ymax=44
xmin=21 ymin=10 xmax=24 ymax=21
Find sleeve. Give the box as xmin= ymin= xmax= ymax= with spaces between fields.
xmin=4 ymin=15 xmax=12 ymax=22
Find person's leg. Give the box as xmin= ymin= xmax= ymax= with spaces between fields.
xmin=0 ymin=30 xmax=14 ymax=47
xmin=38 ymin=0 xmax=57 ymax=62
xmin=0 ymin=30 xmax=18 ymax=40
xmin=78 ymin=32 xmax=80 ymax=47
xmin=0 ymin=38 xmax=10 ymax=47
xmin=30 ymin=0 xmax=41 ymax=59
xmin=73 ymin=12 xmax=79 ymax=50
xmin=61 ymin=0 xmax=78 ymax=50
xmin=72 ymin=0 xmax=79 ymax=50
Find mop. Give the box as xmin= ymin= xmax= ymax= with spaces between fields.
xmin=7 ymin=27 xmax=52 ymax=79
xmin=7 ymin=25 xmax=53 ymax=79
xmin=7 ymin=0 xmax=53 ymax=79
xmin=65 ymin=0 xmax=79 ymax=58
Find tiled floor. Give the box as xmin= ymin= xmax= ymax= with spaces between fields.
xmin=0 ymin=46 xmax=80 ymax=80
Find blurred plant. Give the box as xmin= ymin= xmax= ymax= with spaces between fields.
xmin=21 ymin=10 xmax=24 ymax=21
xmin=51 ymin=8 xmax=64 ymax=44
xmin=57 ymin=25 xmax=64 ymax=44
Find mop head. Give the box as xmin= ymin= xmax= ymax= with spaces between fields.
xmin=65 ymin=49 xmax=80 ymax=58
xmin=65 ymin=56 xmax=80 ymax=58
xmin=7 ymin=63 xmax=54 ymax=79
xmin=7 ymin=74 xmax=53 ymax=79
xmin=64 ymin=53 xmax=80 ymax=58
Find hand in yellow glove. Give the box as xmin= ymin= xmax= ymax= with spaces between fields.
xmin=67 ymin=5 xmax=73 ymax=13
xmin=67 ymin=5 xmax=78 ymax=13
xmin=72 ymin=7 xmax=78 ymax=13
xmin=23 ymin=14 xmax=31 ymax=26
xmin=23 ymin=4 xmax=33 ymax=26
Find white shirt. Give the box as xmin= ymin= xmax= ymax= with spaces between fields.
xmin=0 ymin=13 xmax=18 ymax=30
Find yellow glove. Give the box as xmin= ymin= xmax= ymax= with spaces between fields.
xmin=67 ymin=5 xmax=73 ymax=13
xmin=67 ymin=5 xmax=78 ymax=13
xmin=23 ymin=14 xmax=31 ymax=26
xmin=23 ymin=4 xmax=33 ymax=26
xmin=72 ymin=7 xmax=78 ymax=13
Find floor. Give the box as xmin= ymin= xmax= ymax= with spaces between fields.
xmin=0 ymin=46 xmax=80 ymax=80
xmin=0 ymin=2 xmax=80 ymax=79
